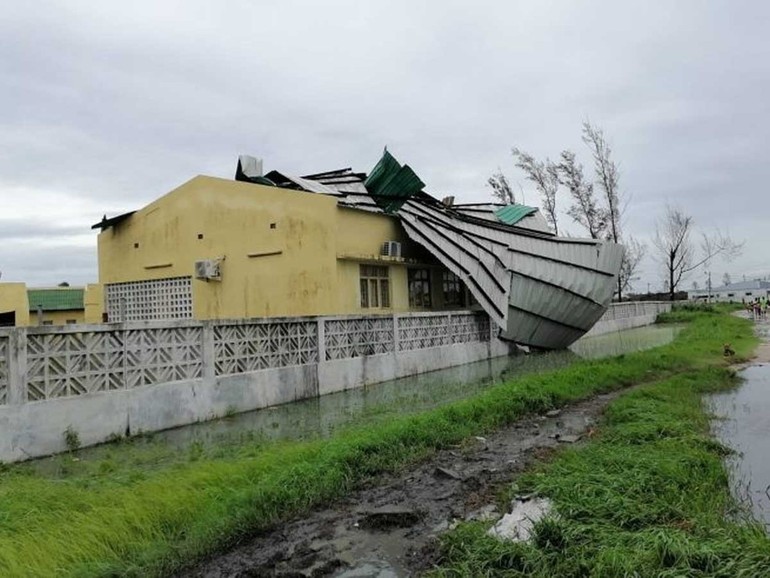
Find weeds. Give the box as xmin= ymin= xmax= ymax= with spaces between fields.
xmin=63 ymin=426 xmax=80 ymax=453
xmin=430 ymin=368 xmax=770 ymax=577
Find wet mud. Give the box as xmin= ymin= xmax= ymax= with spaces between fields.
xmin=184 ymin=390 xmax=626 ymax=577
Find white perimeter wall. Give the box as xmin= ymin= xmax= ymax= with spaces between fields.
xmin=0 ymin=303 xmax=669 ymax=463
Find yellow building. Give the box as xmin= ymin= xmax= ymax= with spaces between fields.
xmin=0 ymin=285 xmax=102 ymax=326
xmin=94 ymin=174 xmax=474 ymax=322
xmin=0 ymin=283 xmax=30 ymax=327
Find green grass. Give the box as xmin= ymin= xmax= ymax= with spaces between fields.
xmin=0 ymin=310 xmax=758 ymax=577
xmin=430 ymin=356 xmax=770 ymax=574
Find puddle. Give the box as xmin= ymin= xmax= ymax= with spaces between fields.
xmin=709 ymin=364 xmax=770 ymax=530
xmin=569 ymin=323 xmax=682 ymax=359
xmin=28 ymin=324 xmax=681 ymax=475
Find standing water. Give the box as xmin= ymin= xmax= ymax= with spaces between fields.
xmin=27 ymin=323 xmax=681 ymax=476
xmin=709 ymin=363 xmax=770 ymax=531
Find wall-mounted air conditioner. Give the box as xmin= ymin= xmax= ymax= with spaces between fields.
xmin=194 ymin=258 xmax=222 ymax=281
xmin=381 ymin=241 xmax=402 ymax=258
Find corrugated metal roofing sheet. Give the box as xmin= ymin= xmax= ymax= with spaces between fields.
xmin=27 ymin=288 xmax=84 ymax=312
xmin=494 ymin=204 xmax=538 ymax=226
xmin=396 ymin=196 xmax=623 ymax=348
xmin=364 ymin=150 xmax=425 ymax=213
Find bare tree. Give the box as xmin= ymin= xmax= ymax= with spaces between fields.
xmin=582 ymin=121 xmax=621 ymax=243
xmin=618 ymin=236 xmax=646 ymax=297
xmin=511 ymin=148 xmax=560 ymax=234
xmin=722 ymin=272 xmax=731 ymax=286
xmin=556 ymin=150 xmax=606 ymax=239
xmin=692 ymin=281 xmax=699 ymax=290
xmin=653 ymin=205 xmax=743 ymax=301
xmin=487 ymin=171 xmax=515 ymax=205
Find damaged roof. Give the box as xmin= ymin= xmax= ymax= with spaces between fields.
xmin=92 ymin=150 xmax=622 ymax=348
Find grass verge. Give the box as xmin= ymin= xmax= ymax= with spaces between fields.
xmin=0 ymin=309 xmax=758 ymax=577
xmin=430 ymin=356 xmax=770 ymax=574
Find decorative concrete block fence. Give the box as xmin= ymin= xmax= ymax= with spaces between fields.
xmin=0 ymin=303 xmax=670 ymax=462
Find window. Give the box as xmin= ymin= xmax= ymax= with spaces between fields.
xmin=727 ymin=293 xmax=735 ymax=297
xmin=66 ymin=319 xmax=77 ymax=324
xmin=42 ymin=320 xmax=53 ymax=326
xmin=442 ymin=271 xmax=465 ymax=307
xmin=746 ymin=292 xmax=753 ymax=296
xmin=408 ymin=268 xmax=432 ymax=308
xmin=360 ymin=265 xmax=390 ymax=308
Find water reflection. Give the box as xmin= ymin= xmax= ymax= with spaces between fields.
xmin=570 ymin=324 xmax=681 ymax=359
xmin=30 ymin=324 xmax=681 ymax=471
xmin=709 ymin=364 xmax=770 ymax=530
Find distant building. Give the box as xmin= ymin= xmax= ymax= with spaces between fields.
xmin=688 ymin=279 xmax=770 ymax=303
xmin=0 ymin=284 xmax=102 ymax=327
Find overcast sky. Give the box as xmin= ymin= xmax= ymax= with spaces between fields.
xmin=2 ymin=0 xmax=767 ymax=291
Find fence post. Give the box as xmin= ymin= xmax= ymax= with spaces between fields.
xmin=392 ymin=314 xmax=400 ymax=353
xmin=7 ymin=328 xmax=27 ymax=406
xmin=317 ymin=317 xmax=326 ymax=363
xmin=201 ymin=321 xmax=215 ymax=381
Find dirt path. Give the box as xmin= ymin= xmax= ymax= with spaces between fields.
xmin=183 ymin=388 xmax=629 ymax=578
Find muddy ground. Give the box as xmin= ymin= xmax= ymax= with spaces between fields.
xmin=183 ymin=389 xmax=627 ymax=578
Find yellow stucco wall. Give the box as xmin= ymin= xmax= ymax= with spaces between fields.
xmin=32 ymin=310 xmax=85 ymax=326
xmin=97 ymin=176 xmax=470 ymax=320
xmin=84 ymin=284 xmax=104 ymax=323
xmin=99 ymin=176 xmax=341 ymax=319
xmin=0 ymin=283 xmax=30 ymax=326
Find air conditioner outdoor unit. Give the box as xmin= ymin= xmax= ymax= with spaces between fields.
xmin=381 ymin=241 xmax=402 ymax=258
xmin=194 ymin=258 xmax=222 ymax=281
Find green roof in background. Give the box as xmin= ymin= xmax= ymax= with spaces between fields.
xmin=494 ymin=204 xmax=538 ymax=226
xmin=27 ymin=288 xmax=85 ymax=312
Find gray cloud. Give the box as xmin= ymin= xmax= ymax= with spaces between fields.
xmin=2 ymin=0 xmax=769 ymax=289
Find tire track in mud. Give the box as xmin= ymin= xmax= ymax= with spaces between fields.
xmin=183 ymin=389 xmax=629 ymax=577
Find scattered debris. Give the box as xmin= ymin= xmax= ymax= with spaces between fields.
xmin=487 ymin=497 xmax=553 ymax=542
xmin=558 ymin=434 xmax=582 ymax=444
xmin=434 ymin=466 xmax=462 ymax=480
xmin=182 ymin=391 xmax=627 ymax=577
xmin=545 ymin=409 xmax=562 ymax=418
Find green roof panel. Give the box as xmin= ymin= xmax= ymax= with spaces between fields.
xmin=27 ymin=288 xmax=85 ymax=312
xmin=494 ymin=204 xmax=538 ymax=226
xmin=365 ymin=150 xmax=425 ymax=213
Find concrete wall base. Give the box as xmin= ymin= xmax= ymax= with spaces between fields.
xmin=0 ymin=303 xmax=669 ymax=464
xmin=0 ymin=338 xmax=515 ymax=463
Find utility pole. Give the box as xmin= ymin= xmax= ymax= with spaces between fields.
xmin=706 ymin=270 xmax=712 ymax=303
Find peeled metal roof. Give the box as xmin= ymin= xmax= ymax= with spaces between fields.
xmin=494 ymin=204 xmax=538 ymax=226
xmin=364 ymin=150 xmax=425 ymax=213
